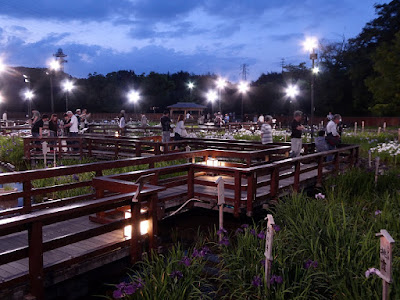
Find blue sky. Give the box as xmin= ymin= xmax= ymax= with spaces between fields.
xmin=0 ymin=0 xmax=388 ymax=81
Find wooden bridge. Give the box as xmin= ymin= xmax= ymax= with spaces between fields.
xmin=0 ymin=141 xmax=359 ymax=299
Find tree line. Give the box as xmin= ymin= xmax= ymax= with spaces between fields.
xmin=1 ymin=1 xmax=399 ymax=117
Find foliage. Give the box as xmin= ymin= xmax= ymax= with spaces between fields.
xmin=0 ymin=136 xmax=25 ymax=169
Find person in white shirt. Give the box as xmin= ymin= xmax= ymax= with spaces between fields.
xmin=64 ymin=111 xmax=79 ymax=136
xmin=260 ymin=115 xmax=273 ymax=144
xmin=326 ymin=114 xmax=341 ymax=162
xmin=174 ymin=114 xmax=186 ymax=140
xmin=258 ymin=114 xmax=264 ymax=124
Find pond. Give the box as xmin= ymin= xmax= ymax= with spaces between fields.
xmin=0 ymin=167 xmax=23 ymax=210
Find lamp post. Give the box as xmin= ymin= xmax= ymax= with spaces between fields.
xmin=24 ymin=90 xmax=34 ymax=117
xmin=206 ymin=90 xmax=218 ymax=115
xmin=63 ymin=80 xmax=74 ymax=111
xmin=187 ymin=81 xmax=194 ymax=102
xmin=303 ymin=37 xmax=318 ymax=140
xmin=238 ymin=81 xmax=249 ymax=122
xmin=216 ymin=78 xmax=226 ymax=113
xmin=48 ymin=60 xmax=60 ymax=113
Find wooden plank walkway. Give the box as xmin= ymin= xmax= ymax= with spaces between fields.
xmin=0 ymin=215 xmax=125 ymax=284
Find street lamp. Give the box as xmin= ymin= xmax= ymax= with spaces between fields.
xmin=302 ymin=36 xmax=318 ymax=140
xmin=206 ymin=90 xmax=218 ymax=115
xmin=48 ymin=60 xmax=60 ymax=113
xmin=128 ymin=90 xmax=140 ymax=115
xmin=216 ymin=77 xmax=226 ymax=113
xmin=63 ymin=80 xmax=74 ymax=111
xmin=24 ymin=90 xmax=34 ymax=117
xmin=285 ymin=84 xmax=299 ymax=99
xmin=238 ymin=81 xmax=249 ymax=122
xmin=187 ymin=81 xmax=194 ymax=101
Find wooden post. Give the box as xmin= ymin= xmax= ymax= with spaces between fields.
xmin=148 ymin=194 xmax=158 ymax=250
xmin=376 ymin=230 xmax=395 ymax=300
xmin=28 ymin=221 xmax=44 ymax=300
xmin=293 ymin=161 xmax=300 ymax=193
xmin=354 ymin=122 xmax=357 ymax=134
xmin=378 ymin=127 xmax=381 ymax=134
xmin=23 ymin=180 xmax=32 ymax=213
xmin=375 ymin=157 xmax=380 ymax=185
xmin=284 ymin=134 xmax=287 ymax=142
xmin=398 ymin=128 xmax=400 ymax=142
xmin=135 ymin=142 xmax=142 ymax=157
xmin=130 ymin=201 xmax=141 ymax=264
xmin=383 ymin=122 xmax=386 ymax=132
xmin=233 ymin=171 xmax=241 ymax=217
xmin=42 ymin=141 xmax=48 ymax=166
xmin=187 ymin=165 xmax=194 ymax=199
xmin=269 ymin=167 xmax=279 ymax=199
xmin=216 ymin=177 xmax=225 ymax=242
xmin=362 ymin=121 xmax=365 ymax=133
xmin=316 ymin=156 xmax=323 ymax=187
xmin=246 ymin=173 xmax=256 ymax=217
xmin=368 ymin=150 xmax=372 ymax=168
xmin=264 ymin=214 xmax=275 ymax=288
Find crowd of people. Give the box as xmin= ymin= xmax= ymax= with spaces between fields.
xmin=29 ymin=108 xmax=91 ymax=138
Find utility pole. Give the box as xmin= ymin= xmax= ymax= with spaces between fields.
xmin=281 ymin=58 xmax=285 ymax=73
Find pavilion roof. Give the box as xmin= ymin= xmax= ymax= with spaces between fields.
xmin=167 ymin=102 xmax=207 ymax=109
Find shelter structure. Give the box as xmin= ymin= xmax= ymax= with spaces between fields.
xmin=167 ymin=102 xmax=206 ymax=118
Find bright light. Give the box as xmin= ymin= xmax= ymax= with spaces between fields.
xmin=216 ymin=78 xmax=226 ymax=89
xmin=206 ymin=90 xmax=218 ymax=103
xmin=49 ymin=60 xmax=60 ymax=71
xmin=285 ymin=85 xmax=299 ymax=98
xmin=124 ymin=210 xmax=150 ymax=237
xmin=63 ymin=80 xmax=74 ymax=92
xmin=187 ymin=82 xmax=195 ymax=90
xmin=238 ymin=81 xmax=249 ymax=94
xmin=303 ymin=37 xmax=318 ymax=53
xmin=0 ymin=94 xmax=3 ymax=103
xmin=128 ymin=90 xmax=140 ymax=103
xmin=24 ymin=90 xmax=34 ymax=100
xmin=312 ymin=67 xmax=320 ymax=74
xmin=0 ymin=58 xmax=6 ymax=73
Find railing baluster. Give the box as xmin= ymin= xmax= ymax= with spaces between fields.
xmin=28 ymin=221 xmax=44 ymax=300
xmin=234 ymin=170 xmax=241 ymax=217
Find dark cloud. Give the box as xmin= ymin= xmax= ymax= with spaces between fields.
xmin=0 ymin=0 xmax=134 ymax=20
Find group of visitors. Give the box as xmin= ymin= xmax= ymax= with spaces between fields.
xmin=258 ymin=110 xmax=342 ymax=159
xmin=30 ymin=108 xmax=90 ymax=138
xmin=160 ymin=110 xmax=189 ymax=143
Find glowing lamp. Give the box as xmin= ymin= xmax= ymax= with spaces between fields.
xmin=216 ymin=78 xmax=226 ymax=89
xmin=303 ymin=37 xmax=318 ymax=53
xmin=238 ymin=81 xmax=249 ymax=94
xmin=285 ymin=85 xmax=299 ymax=98
xmin=115 ymin=131 xmax=119 ymax=137
xmin=128 ymin=90 xmax=140 ymax=103
xmin=124 ymin=210 xmax=150 ymax=238
xmin=49 ymin=60 xmax=60 ymax=71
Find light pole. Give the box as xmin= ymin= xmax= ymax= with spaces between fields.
xmin=303 ymin=37 xmax=318 ymax=140
xmin=24 ymin=90 xmax=34 ymax=117
xmin=63 ymin=80 xmax=74 ymax=111
xmin=206 ymin=90 xmax=218 ymax=115
xmin=48 ymin=60 xmax=60 ymax=113
xmin=216 ymin=77 xmax=226 ymax=113
xmin=187 ymin=81 xmax=194 ymax=102
xmin=238 ymin=81 xmax=249 ymax=122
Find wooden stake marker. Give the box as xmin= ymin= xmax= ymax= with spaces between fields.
xmin=373 ymin=230 xmax=394 ymax=300
xmin=216 ymin=177 xmax=225 ymax=242
xmin=362 ymin=121 xmax=365 ymax=133
xmin=264 ymin=214 xmax=275 ymax=288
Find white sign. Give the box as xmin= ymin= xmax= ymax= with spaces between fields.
xmin=376 ymin=230 xmax=395 ymax=283
xmin=216 ymin=177 xmax=225 ymax=205
xmin=264 ymin=214 xmax=275 ymax=288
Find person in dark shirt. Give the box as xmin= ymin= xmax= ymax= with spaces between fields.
xmin=290 ymin=111 xmax=304 ymax=157
xmin=31 ymin=114 xmax=49 ymax=139
xmin=48 ymin=114 xmax=59 ymax=137
xmin=160 ymin=110 xmax=172 ymax=143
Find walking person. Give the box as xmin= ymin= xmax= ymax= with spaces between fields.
xmin=290 ymin=111 xmax=304 ymax=157
xmin=160 ymin=110 xmax=172 ymax=143
xmin=31 ymin=114 xmax=49 ymax=139
xmin=260 ymin=115 xmax=273 ymax=144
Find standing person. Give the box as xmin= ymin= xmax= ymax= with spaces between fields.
xmin=48 ymin=114 xmax=59 ymax=137
xmin=62 ymin=113 xmax=70 ymax=136
xmin=119 ymin=110 xmax=126 ymax=135
xmin=258 ymin=114 xmax=264 ymax=125
xmin=290 ymin=111 xmax=304 ymax=157
xmin=174 ymin=114 xmax=186 ymax=141
xmin=80 ymin=109 xmax=90 ymax=129
xmin=326 ymin=114 xmax=342 ymax=151
xmin=141 ymin=114 xmax=148 ymax=127
xmin=260 ymin=115 xmax=273 ymax=144
xmin=64 ymin=111 xmax=79 ymax=137
xmin=160 ymin=110 xmax=172 ymax=143
xmin=327 ymin=112 xmax=333 ymax=121
xmin=31 ymin=114 xmax=49 ymax=139
xmin=30 ymin=109 xmax=40 ymax=125
xmin=75 ymin=109 xmax=82 ymax=128
xmin=315 ymin=130 xmax=329 ymax=152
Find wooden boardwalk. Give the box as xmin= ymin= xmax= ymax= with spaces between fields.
xmin=0 ymin=164 xmax=325 ymax=287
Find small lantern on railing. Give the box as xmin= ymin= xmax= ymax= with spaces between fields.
xmin=124 ymin=208 xmax=150 ymax=238
xmin=115 ymin=131 xmax=120 ymax=138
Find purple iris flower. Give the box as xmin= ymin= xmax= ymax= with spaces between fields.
xmin=257 ymin=232 xmax=266 ymax=239
xmin=170 ymin=270 xmax=183 ymax=280
xmin=374 ymin=210 xmax=382 ymax=216
xmin=272 ymin=224 xmax=281 ymax=232
xmin=217 ymin=228 xmax=227 ymax=235
xmin=235 ymin=228 xmax=244 ymax=234
xmin=241 ymin=224 xmax=249 ymax=228
xmin=179 ymin=256 xmax=191 ymax=266
xmin=304 ymin=259 xmax=318 ymax=269
xmin=219 ymin=237 xmax=230 ymax=246
xmin=252 ymin=275 xmax=262 ymax=287
xmin=250 ymin=229 xmax=256 ymax=236
xmin=270 ymin=275 xmax=283 ymax=285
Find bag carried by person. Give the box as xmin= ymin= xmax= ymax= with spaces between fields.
xmin=326 ymin=133 xmax=341 ymax=146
